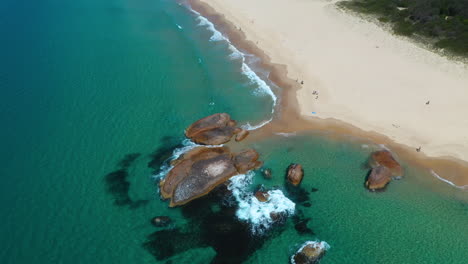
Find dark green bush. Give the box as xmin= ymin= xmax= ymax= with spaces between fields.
xmin=338 ymin=0 xmax=468 ymax=57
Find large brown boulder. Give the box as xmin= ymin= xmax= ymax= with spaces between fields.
xmin=234 ymin=149 xmax=262 ymax=174
xmin=171 ymin=153 xmax=238 ymax=206
xmin=185 ymin=113 xmax=238 ymax=145
xmin=370 ymin=150 xmax=403 ymax=177
xmin=160 ymin=146 xmax=261 ymax=207
xmin=366 ymin=165 xmax=392 ymax=190
xmin=291 ymin=241 xmax=329 ymax=264
xmin=287 ymin=163 xmax=304 ymax=186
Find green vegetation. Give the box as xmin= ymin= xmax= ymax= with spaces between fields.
xmin=338 ymin=0 xmax=468 ymax=57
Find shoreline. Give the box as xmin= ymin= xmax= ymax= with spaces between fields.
xmin=187 ymin=0 xmax=468 ymax=189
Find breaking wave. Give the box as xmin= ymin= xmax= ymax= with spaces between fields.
xmin=228 ymin=172 xmax=295 ymax=234
xmin=193 ymin=10 xmax=277 ymax=130
xmin=430 ymin=170 xmax=468 ymax=190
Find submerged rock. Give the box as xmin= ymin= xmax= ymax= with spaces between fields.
xmin=151 ymin=216 xmax=172 ymax=227
xmin=185 ymin=113 xmax=238 ymax=145
xmin=366 ymin=165 xmax=392 ymax=190
xmin=291 ymin=241 xmax=329 ymax=264
xmin=287 ymin=164 xmax=304 ymax=186
xmin=160 ymin=147 xmax=262 ymax=207
xmin=263 ymin=168 xmax=272 ymax=179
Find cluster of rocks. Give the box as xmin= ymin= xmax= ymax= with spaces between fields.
xmin=151 ymin=112 xmax=415 ymax=264
xmin=159 ymin=113 xmax=260 ymax=207
xmin=365 ymin=150 xmax=404 ymax=190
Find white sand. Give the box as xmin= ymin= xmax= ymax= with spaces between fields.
xmin=197 ymin=0 xmax=468 ymax=162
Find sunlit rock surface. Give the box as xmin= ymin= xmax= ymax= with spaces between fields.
xmin=185 ymin=113 xmax=239 ymax=145
xmin=160 ymin=147 xmax=262 ymax=207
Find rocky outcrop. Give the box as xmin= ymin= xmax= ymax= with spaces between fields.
xmin=151 ymin=216 xmax=172 ymax=227
xmin=365 ymin=165 xmax=392 ymax=190
xmin=235 ymin=129 xmax=249 ymax=142
xmin=366 ymin=150 xmax=404 ymax=190
xmin=287 ymin=164 xmax=304 ymax=186
xmin=160 ymin=147 xmax=262 ymax=207
xmin=185 ymin=113 xmax=239 ymax=145
xmin=369 ymin=150 xmax=403 ymax=177
xmin=291 ymin=241 xmax=329 ymax=264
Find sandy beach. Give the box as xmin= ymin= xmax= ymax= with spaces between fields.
xmin=191 ymin=0 xmax=468 ymax=187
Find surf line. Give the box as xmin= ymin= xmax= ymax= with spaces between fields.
xmin=188 ymin=6 xmax=278 ymax=131
xmin=430 ymin=170 xmax=468 ymax=190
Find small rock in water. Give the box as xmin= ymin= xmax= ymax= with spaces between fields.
xmin=310 ymin=188 xmax=318 ymax=192
xmin=286 ymin=163 xmax=304 ymax=186
xmin=151 ymin=216 xmax=172 ymax=227
xmin=263 ymin=168 xmax=272 ymax=179
xmin=369 ymin=150 xmax=403 ymax=177
xmin=302 ymin=202 xmax=312 ymax=207
xmin=254 ymin=190 xmax=270 ymax=202
xmin=291 ymin=241 xmax=329 ymax=264
xmin=235 ymin=129 xmax=249 ymax=142
xmin=365 ymin=150 xmax=403 ymax=191
xmin=293 ymin=217 xmax=314 ymax=235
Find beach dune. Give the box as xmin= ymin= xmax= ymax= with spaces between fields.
xmin=194 ymin=0 xmax=468 ymax=186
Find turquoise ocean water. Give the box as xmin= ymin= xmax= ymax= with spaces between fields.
xmin=0 ymin=0 xmax=466 ymax=263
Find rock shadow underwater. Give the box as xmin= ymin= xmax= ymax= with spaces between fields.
xmin=104 ymin=153 xmax=149 ymax=209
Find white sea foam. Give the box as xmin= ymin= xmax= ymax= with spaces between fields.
xmin=153 ymin=139 xmax=198 ymax=180
xmin=290 ymin=241 xmax=330 ymax=264
xmin=228 ymin=172 xmax=295 ymax=234
xmin=194 ymin=12 xmax=278 ymax=129
xmin=377 ymin=144 xmax=391 ymax=151
xmin=275 ymin=132 xmax=297 ymax=137
xmin=241 ymin=117 xmax=273 ymax=131
xmin=430 ymin=170 xmax=468 ymax=190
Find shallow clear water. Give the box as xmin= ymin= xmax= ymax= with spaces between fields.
xmin=0 ymin=0 xmax=466 ymax=263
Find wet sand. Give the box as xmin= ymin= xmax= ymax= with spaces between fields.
xmin=188 ymin=0 xmax=468 ymax=188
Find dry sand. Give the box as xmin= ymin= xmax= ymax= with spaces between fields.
xmin=193 ymin=0 xmax=468 ymax=187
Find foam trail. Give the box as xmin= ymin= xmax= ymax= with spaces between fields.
xmin=290 ymin=241 xmax=330 ymax=264
xmin=377 ymin=144 xmax=391 ymax=151
xmin=430 ymin=170 xmax=468 ymax=190
xmin=275 ymin=132 xmax=297 ymax=137
xmin=228 ymin=172 xmax=295 ymax=234
xmin=241 ymin=117 xmax=273 ymax=131
xmin=194 ymin=11 xmax=278 ymax=129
